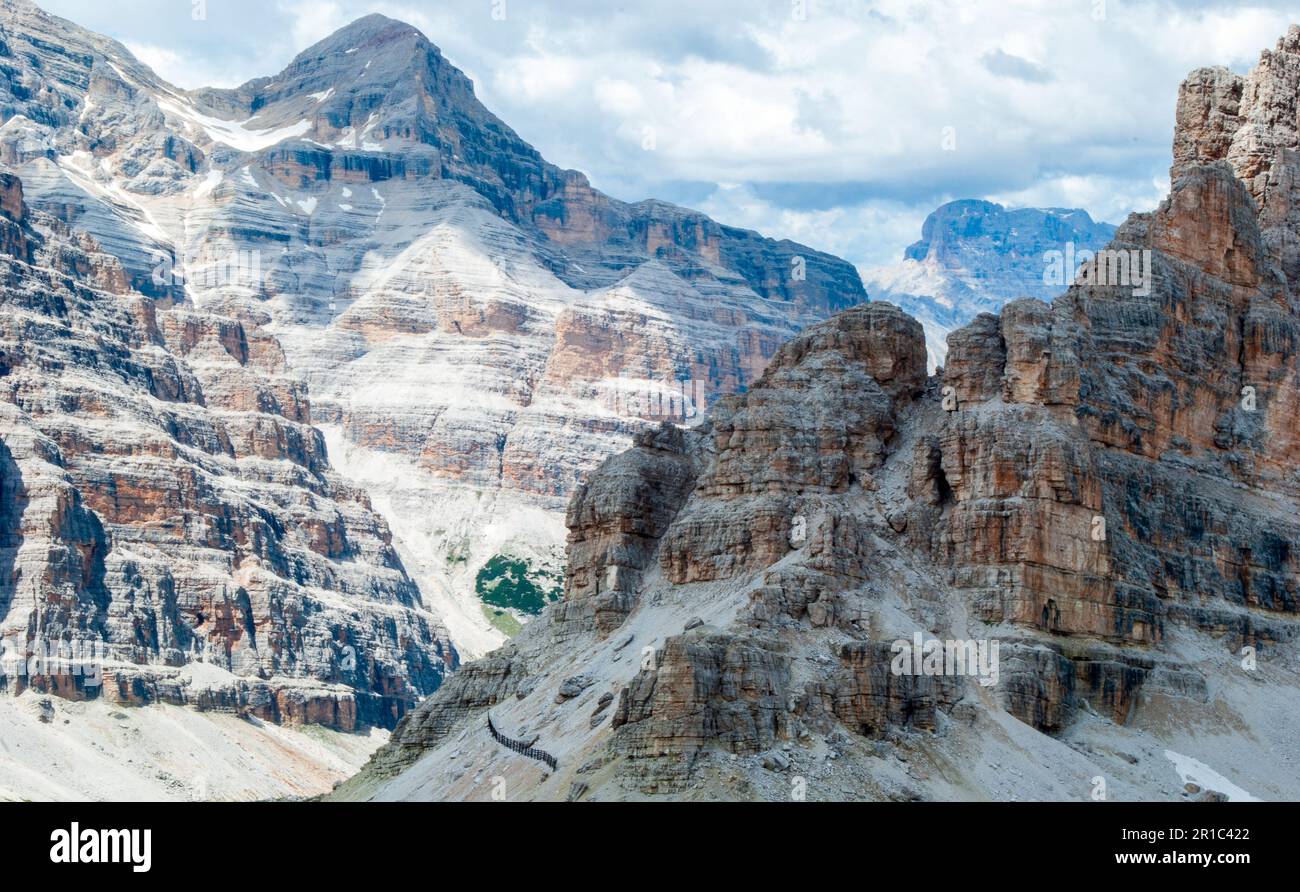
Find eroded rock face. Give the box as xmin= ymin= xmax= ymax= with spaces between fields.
xmin=0 ymin=1 xmax=868 ymax=656
xmin=812 ymin=642 xmax=962 ymax=737
xmin=561 ymin=423 xmax=702 ymax=637
xmin=660 ymin=304 xmax=926 ymax=586
xmin=610 ymin=635 xmax=792 ymax=761
xmin=341 ymin=29 xmax=1300 ymax=801
xmin=0 ymin=173 xmax=455 ymax=730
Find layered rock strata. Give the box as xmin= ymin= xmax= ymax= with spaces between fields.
xmin=0 ymin=170 xmax=454 ymax=731
xmin=0 ymin=0 xmax=867 ymax=655
xmin=337 ymin=30 xmax=1300 ymax=801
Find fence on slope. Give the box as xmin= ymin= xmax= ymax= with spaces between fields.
xmin=487 ymin=713 xmax=558 ymax=772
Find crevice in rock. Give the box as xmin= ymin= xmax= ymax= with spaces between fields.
xmin=934 ymin=463 xmax=954 ymax=507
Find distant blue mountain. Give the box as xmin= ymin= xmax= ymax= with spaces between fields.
xmin=863 ymin=199 xmax=1116 ymax=369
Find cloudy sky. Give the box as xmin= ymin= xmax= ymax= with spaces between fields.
xmin=38 ymin=0 xmax=1300 ymax=269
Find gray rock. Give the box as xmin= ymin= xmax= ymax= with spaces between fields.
xmin=762 ymin=751 xmax=791 ymax=772
xmin=555 ymin=674 xmax=595 ymax=703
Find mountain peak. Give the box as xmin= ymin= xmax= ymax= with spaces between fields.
xmin=865 ymin=198 xmax=1116 ymax=369
xmin=903 ymin=200 xmax=1112 ymax=265
xmin=295 ymin=13 xmax=431 ymax=61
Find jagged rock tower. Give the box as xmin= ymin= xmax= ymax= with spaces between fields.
xmin=337 ymin=28 xmax=1300 ymax=803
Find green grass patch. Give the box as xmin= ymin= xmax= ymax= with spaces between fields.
xmin=474 ymin=554 xmax=562 ymax=616
xmin=482 ymin=605 xmax=524 ymax=637
xmin=445 ymin=540 xmax=470 ymax=565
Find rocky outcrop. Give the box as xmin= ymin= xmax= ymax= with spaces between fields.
xmin=0 ymin=2 xmax=868 ymax=656
xmin=811 ymin=642 xmax=962 ymax=737
xmin=340 ymin=28 xmax=1300 ymax=802
xmin=0 ymin=172 xmax=455 ymax=730
xmin=607 ymin=634 xmax=792 ymax=791
xmin=561 ymin=423 xmax=702 ymax=637
xmin=0 ymin=172 xmax=28 ymax=260
xmin=659 ymin=303 xmax=926 ymax=586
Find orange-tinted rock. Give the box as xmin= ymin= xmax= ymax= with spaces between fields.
xmin=0 ymin=184 xmax=455 ymax=730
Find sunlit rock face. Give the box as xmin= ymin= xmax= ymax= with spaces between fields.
xmin=0 ymin=2 xmax=866 ymax=656
xmin=337 ymin=30 xmax=1300 ymax=805
xmin=0 ymin=169 xmax=455 ymax=733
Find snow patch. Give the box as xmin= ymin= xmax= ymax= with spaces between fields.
xmin=157 ymin=97 xmax=312 ymax=152
xmin=1164 ymin=750 xmax=1261 ymax=802
xmin=55 ymin=151 xmax=171 ymax=245
xmin=192 ymin=168 xmax=223 ymax=200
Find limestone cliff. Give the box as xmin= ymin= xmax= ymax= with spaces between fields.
xmin=0 ymin=170 xmax=455 ymax=732
xmin=337 ymin=30 xmax=1300 ymax=803
xmin=0 ymin=0 xmax=867 ymax=656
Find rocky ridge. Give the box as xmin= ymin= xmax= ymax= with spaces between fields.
xmin=0 ymin=0 xmax=867 ymax=656
xmin=0 ymin=167 xmax=455 ymax=734
xmin=335 ymin=29 xmax=1300 ymax=802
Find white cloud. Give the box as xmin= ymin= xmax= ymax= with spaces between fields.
xmin=123 ymin=42 xmax=183 ymax=81
xmin=988 ymin=173 xmax=1168 ymax=227
xmin=37 ymin=0 xmax=1300 ymax=268
xmin=278 ymin=0 xmax=352 ymax=53
xmin=696 ymin=183 xmax=928 ymax=271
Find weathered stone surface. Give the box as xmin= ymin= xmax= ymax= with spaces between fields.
xmin=560 ymin=423 xmax=701 ymax=636
xmin=659 ymin=304 xmax=926 ymax=586
xmin=0 ymin=173 xmax=455 ymax=731
xmin=555 ymin=673 xmax=594 ymax=703
xmin=809 ymin=642 xmax=962 ymax=738
xmin=1173 ymin=67 xmax=1244 ymax=179
xmin=997 ymin=643 xmax=1150 ymax=732
xmin=337 ymin=27 xmax=1300 ymax=802
xmin=609 ymin=634 xmax=792 ymax=790
xmin=0 ymin=2 xmax=869 ymax=656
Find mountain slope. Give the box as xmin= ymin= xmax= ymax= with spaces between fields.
xmin=335 ymin=28 xmax=1300 ymax=804
xmin=0 ymin=164 xmax=454 ymax=734
xmin=0 ymin=1 xmax=867 ymax=656
xmin=863 ymin=200 xmax=1116 ymax=369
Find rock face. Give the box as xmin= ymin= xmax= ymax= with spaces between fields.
xmin=863 ymin=200 xmax=1116 ymax=369
xmin=338 ymin=31 xmax=1300 ymax=803
xmin=560 ymin=423 xmax=703 ymax=637
xmin=0 ymin=167 xmax=454 ymax=731
xmin=0 ymin=1 xmax=866 ymax=657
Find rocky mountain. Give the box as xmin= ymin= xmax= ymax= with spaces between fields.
xmin=863 ymin=200 xmax=1115 ymax=370
xmin=0 ymin=165 xmax=455 ymax=729
xmin=0 ymin=1 xmax=865 ymax=661
xmin=335 ymin=28 xmax=1300 ymax=803
xmin=0 ymin=1 xmax=870 ymax=798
